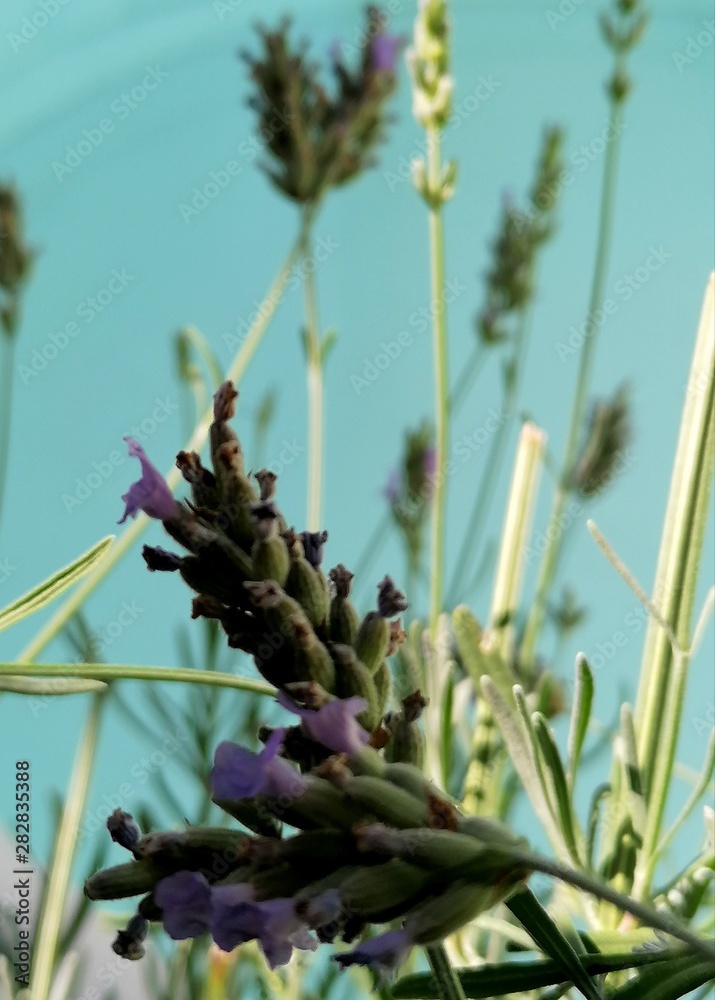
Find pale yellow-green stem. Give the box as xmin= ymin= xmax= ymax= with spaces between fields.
xmin=427 ymin=127 xmax=450 ymax=637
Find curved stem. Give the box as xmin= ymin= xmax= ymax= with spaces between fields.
xmin=0 ymin=662 xmax=275 ymax=695
xmin=520 ymin=102 xmax=624 ymax=668
xmin=300 ymin=208 xmax=324 ymax=530
xmin=30 ymin=692 xmax=105 ymax=1000
xmin=16 ymin=235 xmax=302 ymax=664
xmin=427 ymin=128 xmax=450 ymax=636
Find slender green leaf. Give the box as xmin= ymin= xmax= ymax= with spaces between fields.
xmin=619 ymin=704 xmax=646 ymax=840
xmin=481 ymin=677 xmax=564 ymax=850
xmin=320 ymin=327 xmax=338 ymax=363
xmin=534 ymin=711 xmax=583 ymax=864
xmin=392 ymin=948 xmax=681 ymax=999
xmin=608 ymin=956 xmax=715 ymax=999
xmin=506 ymin=888 xmax=603 ymax=1000
xmin=0 ymin=535 xmax=114 ymax=633
xmin=567 ymin=654 xmax=594 ymax=793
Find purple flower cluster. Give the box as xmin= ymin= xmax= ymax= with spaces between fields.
xmin=155 ymin=872 xmax=317 ymax=968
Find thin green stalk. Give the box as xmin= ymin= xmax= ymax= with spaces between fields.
xmin=425 ymin=943 xmax=468 ymax=1000
xmin=300 ymin=208 xmax=324 ymax=530
xmin=449 ymin=342 xmax=487 ymax=413
xmin=520 ymin=849 xmax=715 ymax=963
xmin=16 ymin=235 xmax=302 ymax=664
xmin=0 ymin=662 xmax=275 ymax=695
xmin=30 ymin=692 xmax=105 ymax=1000
xmin=520 ymin=102 xmax=625 ymax=668
xmin=427 ymin=128 xmax=450 ymax=636
xmin=0 ymin=332 xmax=15 ymax=531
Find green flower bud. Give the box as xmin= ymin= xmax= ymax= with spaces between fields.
xmin=252 ymin=534 xmax=290 ymax=586
xmin=374 ymin=660 xmax=392 ymax=717
xmin=84 ymin=860 xmax=158 ymax=901
xmin=269 ymin=776 xmax=368 ymax=832
xmin=354 ymin=611 xmax=390 ymax=674
xmin=405 ymin=878 xmax=519 ymax=945
xmin=341 ymin=775 xmax=429 ymax=828
xmin=331 ymin=644 xmax=379 ymax=729
xmin=337 ymin=859 xmax=434 ymax=921
xmin=212 ymin=796 xmax=282 ymax=838
xmin=291 ymin=618 xmax=336 ymax=692
xmin=287 ymin=538 xmax=330 ymax=628
xmin=135 ymin=827 xmax=249 ymax=874
xmin=384 ymin=693 xmax=427 ymax=768
xmin=383 ymin=761 xmax=446 ymax=803
xmin=328 ymin=564 xmax=360 ymax=644
xmin=244 ymin=581 xmax=312 ymax=636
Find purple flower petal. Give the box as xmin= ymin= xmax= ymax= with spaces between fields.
xmin=211 ymin=884 xmax=259 ymax=953
xmin=335 ymin=927 xmax=412 ymax=976
xmin=155 ymin=872 xmax=212 ymax=940
xmin=371 ymin=33 xmax=401 ymax=73
xmin=256 ymin=898 xmax=318 ymax=969
xmin=119 ymin=438 xmax=177 ymax=524
xmin=211 ymin=728 xmax=307 ymax=801
xmin=277 ymin=692 xmax=369 ymax=757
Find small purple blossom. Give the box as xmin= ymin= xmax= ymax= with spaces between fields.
xmin=119 ymin=438 xmax=177 ymax=524
xmin=255 ymin=898 xmax=318 ymax=968
xmin=155 ymin=871 xmax=212 ymax=940
xmin=371 ymin=32 xmax=402 ymax=73
xmin=211 ymin=728 xmax=307 ymax=801
xmin=300 ymin=530 xmax=329 ymax=569
xmin=277 ymin=692 xmax=370 ymax=757
xmin=334 ymin=927 xmax=412 ymax=976
xmin=210 ymin=883 xmax=259 ymax=953
xmin=212 ymin=891 xmax=316 ymax=968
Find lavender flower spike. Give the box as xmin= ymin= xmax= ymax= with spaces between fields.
xmin=277 ymin=691 xmax=370 ymax=757
xmin=211 ymin=728 xmax=307 ymax=801
xmin=119 ymin=438 xmax=178 ymax=524
xmin=334 ymin=927 xmax=412 ymax=977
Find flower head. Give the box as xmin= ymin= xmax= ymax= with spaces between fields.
xmin=211 ymin=728 xmax=307 ymax=801
xmin=277 ymin=691 xmax=369 ymax=757
xmin=119 ymin=438 xmax=178 ymax=524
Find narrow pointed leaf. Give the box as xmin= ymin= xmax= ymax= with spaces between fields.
xmin=392 ymin=948 xmax=681 ymax=999
xmin=534 ymin=711 xmax=582 ymax=864
xmin=567 ymin=654 xmax=594 ymax=792
xmin=608 ymin=956 xmax=715 ymax=999
xmin=0 ymin=536 xmax=114 ymax=633
xmin=507 ymin=888 xmax=603 ymax=1000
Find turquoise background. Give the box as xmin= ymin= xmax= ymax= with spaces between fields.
xmin=0 ymin=0 xmax=713 ymax=905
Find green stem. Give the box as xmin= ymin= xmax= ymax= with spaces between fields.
xmin=425 ymin=943 xmax=468 ymax=1000
xmin=0 ymin=332 xmax=15 ymax=532
xmin=427 ymin=128 xmax=450 ymax=636
xmin=448 ymin=342 xmax=487 ymax=413
xmin=16 ymin=235 xmax=302 ymax=664
xmin=0 ymin=662 xmax=275 ymax=695
xmin=520 ymin=101 xmax=625 ymax=668
xmin=300 ymin=208 xmax=324 ymax=530
xmin=31 ymin=692 xmax=105 ymax=1000
xmin=520 ymin=850 xmax=715 ymax=964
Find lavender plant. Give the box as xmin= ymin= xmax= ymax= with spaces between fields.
xmin=0 ymin=1 xmax=712 ymax=999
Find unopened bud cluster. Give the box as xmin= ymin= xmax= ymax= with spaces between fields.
xmin=243 ymin=8 xmax=400 ymax=204
xmin=407 ymin=0 xmax=452 ymax=129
